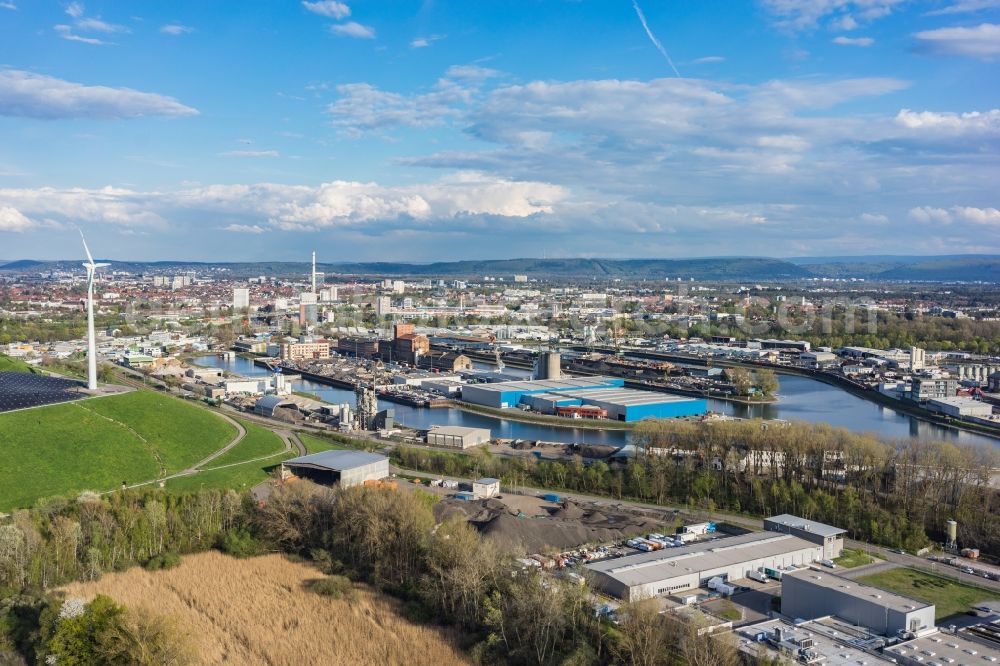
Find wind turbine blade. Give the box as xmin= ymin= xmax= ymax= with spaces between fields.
xmin=79 ymin=229 xmax=95 ymax=265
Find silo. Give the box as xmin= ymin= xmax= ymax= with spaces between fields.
xmin=946 ymin=519 xmax=958 ymax=548
xmin=545 ymin=352 xmax=561 ymax=380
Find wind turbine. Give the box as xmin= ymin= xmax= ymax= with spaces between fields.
xmin=80 ymin=231 xmax=109 ymax=390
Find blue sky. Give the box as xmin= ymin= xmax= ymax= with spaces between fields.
xmin=0 ymin=0 xmax=998 ymax=262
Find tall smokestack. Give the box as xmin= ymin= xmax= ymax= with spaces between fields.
xmin=311 ymin=251 xmax=316 ymax=294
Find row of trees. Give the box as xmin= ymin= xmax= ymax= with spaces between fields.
xmin=393 ymin=418 xmax=1000 ymax=555
xmin=722 ymin=368 xmax=779 ymax=398
xmin=0 ymin=483 xmax=749 ymax=665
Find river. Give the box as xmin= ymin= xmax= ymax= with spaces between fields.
xmin=194 ymin=355 xmax=999 ymax=448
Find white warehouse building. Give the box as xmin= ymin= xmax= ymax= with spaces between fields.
xmin=426 ymin=425 xmax=491 ymax=449
xmin=585 ymin=531 xmax=824 ymax=601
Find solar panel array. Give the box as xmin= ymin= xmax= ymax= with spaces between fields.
xmin=0 ymin=372 xmax=86 ymax=413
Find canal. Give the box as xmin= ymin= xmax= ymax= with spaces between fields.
xmin=194 ymin=355 xmax=1000 ymax=448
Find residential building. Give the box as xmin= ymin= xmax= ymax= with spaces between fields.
xmin=233 ymin=287 xmax=250 ymax=310
xmin=279 ymin=340 xmax=330 ymax=361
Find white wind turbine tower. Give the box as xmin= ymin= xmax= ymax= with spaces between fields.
xmin=80 ymin=231 xmax=109 ymax=390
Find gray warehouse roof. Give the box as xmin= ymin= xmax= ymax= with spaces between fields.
xmin=783 ymin=569 xmax=933 ymax=614
xmin=885 ymin=624 xmax=1000 ymax=664
xmin=766 ymin=514 xmax=847 ymax=538
xmin=586 ymin=531 xmax=819 ymax=588
xmin=428 ymin=425 xmax=490 ymax=437
xmin=464 ymin=376 xmax=620 ymax=393
xmin=255 ymin=395 xmax=290 ymax=410
xmin=284 ymin=450 xmax=387 ymax=472
xmin=549 ymin=388 xmax=698 ymax=407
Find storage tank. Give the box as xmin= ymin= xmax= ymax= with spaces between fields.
xmin=535 ymin=351 xmax=561 ymax=380
xmin=946 ymin=519 xmax=958 ymax=546
xmin=545 ymin=352 xmax=561 ymax=380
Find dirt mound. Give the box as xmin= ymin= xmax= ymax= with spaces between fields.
xmin=479 ymin=513 xmax=624 ymax=553
xmin=576 ymin=444 xmax=618 ymax=459
xmin=550 ymin=502 xmax=585 ymax=521
xmin=440 ymin=496 xmax=669 ymax=554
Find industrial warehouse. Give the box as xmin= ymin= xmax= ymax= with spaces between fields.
xmin=781 ymin=569 xmax=937 ymax=637
xmin=763 ymin=514 xmax=847 ymax=559
xmin=585 ymin=531 xmax=824 ymax=601
xmin=280 ymin=450 xmax=389 ymax=488
xmin=426 ymin=425 xmax=492 ymax=449
xmin=460 ymin=375 xmax=707 ymax=421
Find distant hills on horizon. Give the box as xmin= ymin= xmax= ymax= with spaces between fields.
xmin=2 ymin=255 xmax=1000 ymax=282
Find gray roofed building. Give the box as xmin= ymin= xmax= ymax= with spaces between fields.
xmin=781 ymin=569 xmax=936 ymax=637
xmin=281 ymin=450 xmax=389 ymax=488
xmin=764 ymin=514 xmax=846 ymax=558
xmin=884 ymin=620 xmax=1000 ymax=665
xmin=586 ymin=531 xmax=824 ymax=601
xmin=253 ymin=395 xmax=292 ymax=418
xmin=737 ymin=617 xmax=898 ymax=665
xmin=426 ymin=425 xmax=491 ymax=449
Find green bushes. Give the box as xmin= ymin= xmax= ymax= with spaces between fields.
xmin=217 ymin=529 xmax=261 ymax=559
xmin=309 ymin=575 xmax=355 ymax=600
xmin=144 ymin=552 xmax=181 ymax=571
xmin=35 ymin=595 xmax=194 ymax=666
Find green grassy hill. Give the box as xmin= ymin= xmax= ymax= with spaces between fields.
xmin=0 ymin=353 xmax=38 ymax=374
xmin=0 ymin=391 xmax=237 ymax=510
xmin=165 ymin=419 xmax=288 ymax=493
xmin=81 ymin=391 xmax=236 ymax=473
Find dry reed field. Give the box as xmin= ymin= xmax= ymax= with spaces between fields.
xmin=60 ymin=551 xmax=470 ymax=666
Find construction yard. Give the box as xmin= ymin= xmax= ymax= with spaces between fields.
xmin=430 ymin=490 xmax=676 ymax=554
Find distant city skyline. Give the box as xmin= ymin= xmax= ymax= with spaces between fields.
xmin=0 ymin=0 xmax=998 ymax=261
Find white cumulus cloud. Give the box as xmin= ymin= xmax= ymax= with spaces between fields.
xmin=219 ymin=150 xmax=280 ymax=158
xmin=0 ymin=69 xmax=198 ymax=120
xmin=223 ymin=224 xmax=266 ymax=234
xmin=0 ymin=173 xmax=567 ymax=234
xmin=0 ymin=206 xmax=35 ymax=231
xmin=330 ymin=21 xmax=374 ymax=39
xmin=302 ymin=0 xmax=350 ymax=19
xmin=160 ymin=24 xmax=194 ymax=35
xmin=909 ymin=205 xmax=1000 ymax=225
xmin=760 ymin=0 xmax=905 ymax=29
xmin=914 ymin=23 xmax=1000 ymax=59
xmin=833 ymin=36 xmax=874 ymax=46
xmin=895 ymin=108 xmax=1000 ymax=133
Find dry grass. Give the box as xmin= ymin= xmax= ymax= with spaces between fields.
xmin=60 ymin=551 xmax=470 ymax=666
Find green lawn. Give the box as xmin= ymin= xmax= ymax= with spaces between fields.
xmin=0 ymin=353 xmax=38 ymax=373
xmin=298 ymin=432 xmax=347 ymax=454
xmin=0 ymin=391 xmax=240 ymax=510
xmin=164 ymin=419 xmax=288 ymax=494
xmin=164 ymin=454 xmax=293 ymax=493
xmin=84 ymin=391 xmax=236 ymax=472
xmin=834 ymin=548 xmax=879 ymax=568
xmin=858 ymin=568 xmax=999 ymax=620
xmin=211 ymin=419 xmax=286 ymax=466
xmin=0 ymin=402 xmax=158 ymax=510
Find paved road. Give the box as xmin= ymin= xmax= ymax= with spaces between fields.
xmin=842 ymin=539 xmax=1000 ymax=594
xmin=287 ymin=431 xmax=307 ymax=456
xmin=183 ymin=411 xmax=247 ymax=473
